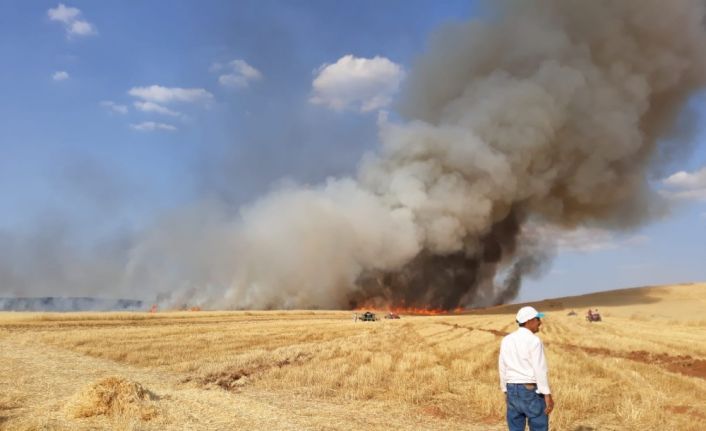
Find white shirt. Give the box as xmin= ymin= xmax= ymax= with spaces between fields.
xmin=498 ymin=327 xmax=551 ymax=394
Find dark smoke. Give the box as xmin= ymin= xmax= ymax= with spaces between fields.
xmin=352 ymin=207 xmax=528 ymax=308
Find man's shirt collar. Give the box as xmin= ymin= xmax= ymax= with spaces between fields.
xmin=517 ymin=326 xmax=533 ymax=335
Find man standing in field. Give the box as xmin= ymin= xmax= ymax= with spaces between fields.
xmin=499 ymin=306 xmax=554 ymax=431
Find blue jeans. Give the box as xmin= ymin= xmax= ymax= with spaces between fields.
xmin=505 ymin=383 xmax=548 ymax=431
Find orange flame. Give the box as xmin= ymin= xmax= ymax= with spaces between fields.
xmin=353 ymin=305 xmax=464 ymax=316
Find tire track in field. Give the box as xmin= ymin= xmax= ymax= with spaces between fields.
xmin=436 ymin=321 xmax=509 ymax=337
xmin=418 ymin=321 xmax=500 ymax=358
xmin=436 ymin=321 xmax=706 ymax=380
xmin=403 ymin=319 xmax=504 ymax=425
xmin=574 ymin=319 xmax=706 ymax=358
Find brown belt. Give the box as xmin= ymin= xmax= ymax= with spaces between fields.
xmin=522 ymin=383 xmax=537 ymax=390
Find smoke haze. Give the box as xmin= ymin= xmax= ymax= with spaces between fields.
xmin=4 ymin=0 xmax=706 ymax=309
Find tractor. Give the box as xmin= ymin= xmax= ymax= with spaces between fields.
xmin=359 ymin=311 xmax=377 ymax=321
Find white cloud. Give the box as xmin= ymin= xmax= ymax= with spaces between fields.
xmin=128 ymin=85 xmax=213 ymax=104
xmin=663 ymin=167 xmax=706 ymax=188
xmin=47 ymin=4 xmax=96 ymax=37
xmin=52 ymin=71 xmax=69 ymax=81
xmin=134 ymin=101 xmax=181 ymax=117
xmin=661 ymin=166 xmax=706 ymax=201
xmin=47 ymin=3 xmax=79 ymax=23
xmin=524 ymin=225 xmax=648 ymax=253
xmin=310 ymin=54 xmax=405 ymax=112
xmin=69 ymin=20 xmax=96 ymax=36
xmin=218 ymin=59 xmax=263 ymax=89
xmin=130 ymin=122 xmax=177 ymax=132
xmin=100 ymin=100 xmax=128 ymax=114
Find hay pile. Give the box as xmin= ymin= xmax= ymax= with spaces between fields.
xmin=66 ymin=376 xmax=159 ymax=421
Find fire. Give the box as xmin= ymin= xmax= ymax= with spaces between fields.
xmin=353 ymin=305 xmax=464 ymax=316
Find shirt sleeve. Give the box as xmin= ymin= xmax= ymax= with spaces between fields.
xmin=498 ymin=341 xmax=507 ymax=392
xmin=530 ymin=339 xmax=551 ymax=394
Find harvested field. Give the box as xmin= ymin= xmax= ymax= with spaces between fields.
xmin=0 ymin=283 xmax=705 ymax=430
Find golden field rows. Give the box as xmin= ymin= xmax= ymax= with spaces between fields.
xmin=0 ymin=283 xmax=705 ymax=430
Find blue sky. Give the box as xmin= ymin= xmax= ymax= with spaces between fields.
xmin=1 ymin=1 xmax=705 ymax=303
xmin=1 ymin=0 xmax=475 ymax=222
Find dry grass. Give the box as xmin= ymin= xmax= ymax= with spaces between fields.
xmin=66 ymin=376 xmax=159 ymax=420
xmin=0 ymin=282 xmax=704 ymax=430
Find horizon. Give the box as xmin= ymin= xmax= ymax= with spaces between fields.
xmin=1 ymin=281 xmax=701 ymax=313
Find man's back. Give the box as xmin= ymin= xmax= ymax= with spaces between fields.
xmin=499 ymin=327 xmax=549 ymax=393
xmin=498 ymin=306 xmax=553 ymax=431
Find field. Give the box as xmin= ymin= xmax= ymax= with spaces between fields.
xmin=1 ymin=283 xmax=705 ymax=431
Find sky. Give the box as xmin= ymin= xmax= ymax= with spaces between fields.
xmin=1 ymin=1 xmax=705 ymax=304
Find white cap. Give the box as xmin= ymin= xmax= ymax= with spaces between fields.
xmin=516 ymin=306 xmax=545 ymax=324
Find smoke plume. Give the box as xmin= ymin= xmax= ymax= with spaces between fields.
xmin=4 ymin=0 xmax=706 ymax=310
xmin=184 ymin=0 xmax=706 ymax=309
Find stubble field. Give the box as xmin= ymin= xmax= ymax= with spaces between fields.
xmin=1 ymin=282 xmax=705 ymax=430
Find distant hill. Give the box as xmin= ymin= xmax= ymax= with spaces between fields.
xmin=471 ymin=282 xmax=706 ymax=320
xmin=0 ymin=297 xmax=145 ymax=312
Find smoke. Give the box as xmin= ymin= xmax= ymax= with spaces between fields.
xmin=4 ymin=0 xmax=706 ymax=310
xmin=190 ymin=0 xmax=706 ymax=309
xmin=0 ymin=297 xmax=143 ymax=312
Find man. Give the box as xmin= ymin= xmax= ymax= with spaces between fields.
xmin=498 ymin=306 xmax=554 ymax=431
